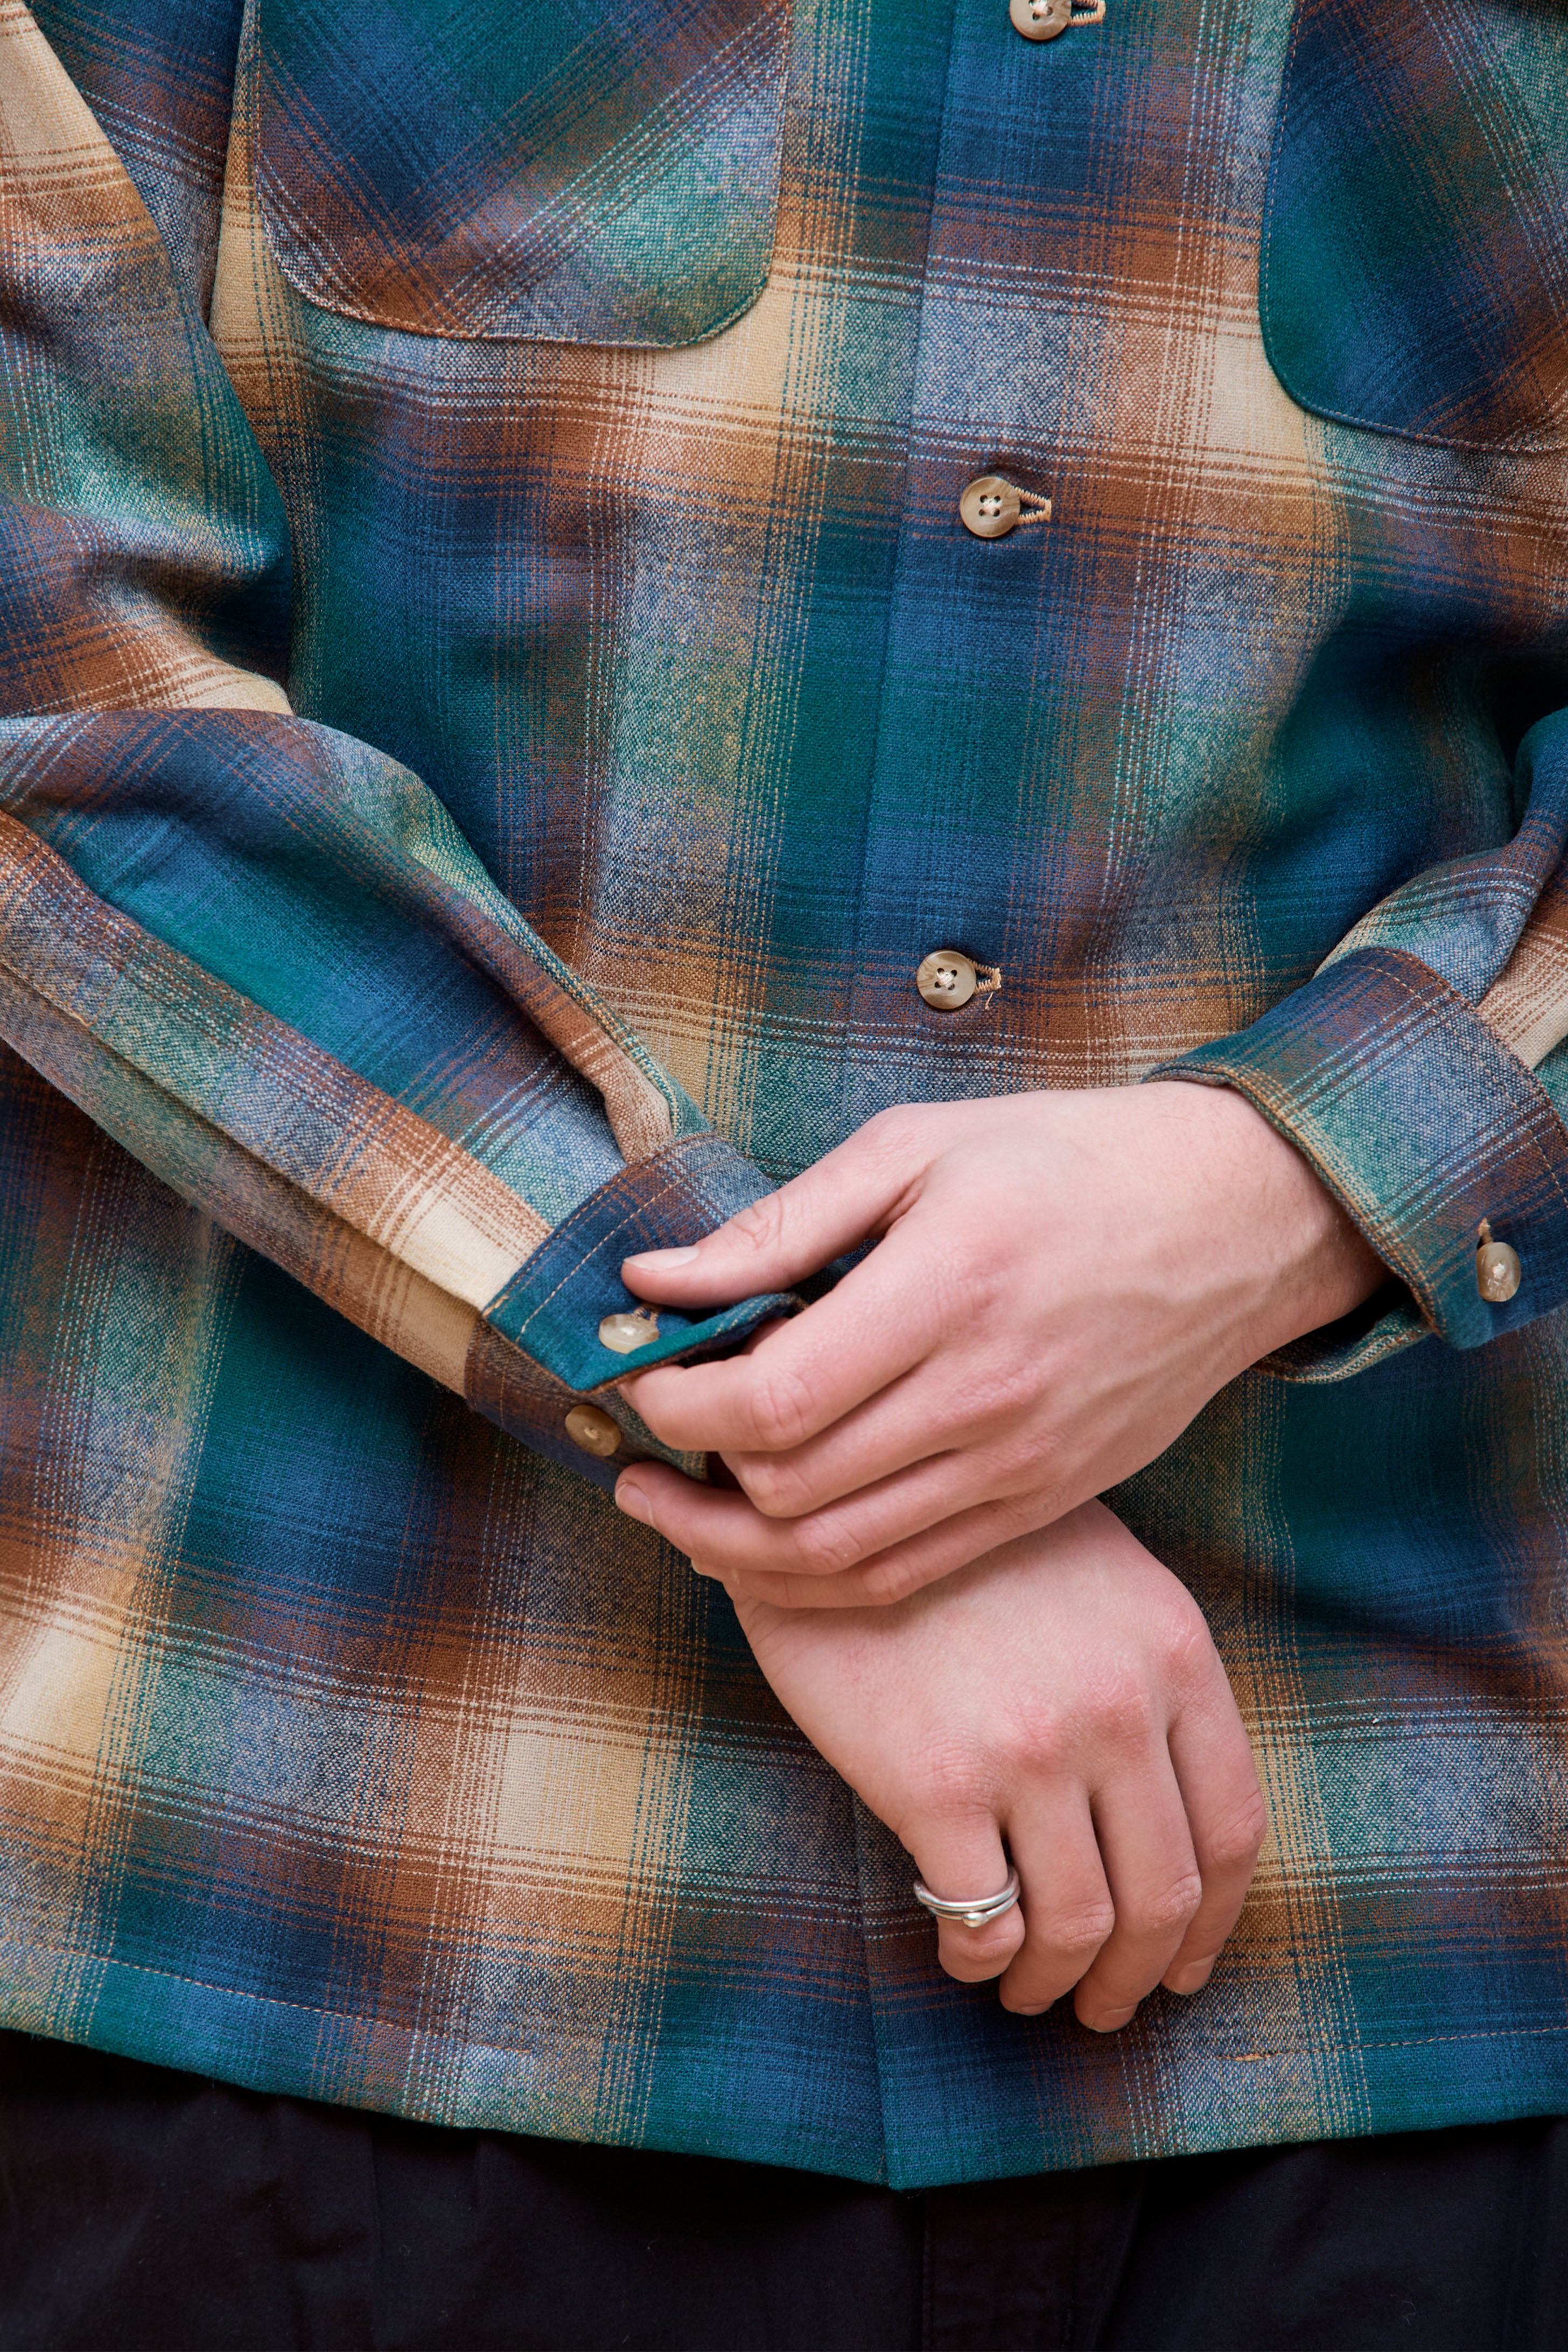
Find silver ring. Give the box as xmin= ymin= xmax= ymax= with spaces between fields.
xmin=912 ymin=1865 xmax=1021 ymax=1929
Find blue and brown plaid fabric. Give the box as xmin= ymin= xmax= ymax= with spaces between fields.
xmin=1 ymin=0 xmax=1567 ymax=2187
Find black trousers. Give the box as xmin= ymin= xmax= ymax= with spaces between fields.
xmin=2 ymin=2032 xmax=1566 ymax=2351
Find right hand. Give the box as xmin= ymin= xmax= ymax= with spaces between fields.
xmin=617 ymin=1084 xmax=1381 ymax=1610
xmin=731 ymin=1500 xmax=1268 ymax=2027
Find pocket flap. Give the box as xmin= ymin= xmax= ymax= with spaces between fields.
xmin=255 ymin=0 xmax=788 ymax=346
xmin=1261 ymin=0 xmax=1568 ymax=451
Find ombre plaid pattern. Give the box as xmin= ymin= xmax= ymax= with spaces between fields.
xmin=1 ymin=0 xmax=1568 ymax=2187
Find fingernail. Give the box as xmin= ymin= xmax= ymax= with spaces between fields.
xmin=1167 ymin=1960 xmax=1214 ymax=1996
xmin=624 ymin=1246 xmax=699 ymax=1270
xmin=1013 ymin=2004 xmax=1051 ymax=2018
xmin=615 ymin=1479 xmax=652 ymax=1523
xmin=1085 ymin=2005 xmax=1137 ymax=2034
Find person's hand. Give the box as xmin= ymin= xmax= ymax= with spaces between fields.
xmin=732 ymin=1499 xmax=1268 ymax=2026
xmin=614 ymin=1083 xmax=1383 ymax=1606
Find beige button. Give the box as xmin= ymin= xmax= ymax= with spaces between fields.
xmin=960 ymin=475 xmax=1022 ymax=539
xmin=1010 ymin=0 xmax=1105 ymax=34
xmin=598 ymin=1307 xmax=660 ymax=1355
xmin=916 ymin=949 xmax=978 ymax=1011
xmin=564 ymin=1403 xmax=622 ymax=1458
xmin=1477 ymin=1238 xmax=1522 ymax=1304
xmin=1010 ymin=0 xmax=1072 ymax=36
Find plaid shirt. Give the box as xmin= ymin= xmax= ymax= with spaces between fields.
xmin=1 ymin=0 xmax=1567 ymax=2187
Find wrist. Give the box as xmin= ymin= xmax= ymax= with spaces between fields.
xmin=1147 ymin=1080 xmax=1387 ymax=1357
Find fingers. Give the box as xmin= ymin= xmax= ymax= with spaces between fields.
xmin=913 ymin=1744 xmax=1252 ymax=2032
xmin=720 ymin=1367 xmax=979 ymax=1523
xmin=619 ymin=1115 xmax=923 ymax=1307
xmin=993 ymin=1785 xmax=1116 ymax=2017
xmin=614 ymin=1458 xmax=1064 ymax=1608
xmin=906 ymin=1818 xmax=1026 ymax=1986
xmin=620 ymin=1231 xmax=942 ymax=1458
xmin=1159 ymin=1683 xmax=1268 ymax=1998
xmin=1066 ymin=1754 xmax=1203 ymax=2031
xmin=717 ymin=1340 xmax=1048 ymax=1522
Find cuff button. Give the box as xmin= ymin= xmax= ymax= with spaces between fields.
xmin=599 ymin=1307 xmax=660 ymax=1354
xmin=565 ymin=1404 xmax=622 ymax=1457
xmin=1477 ymin=1222 xmax=1522 ymax=1304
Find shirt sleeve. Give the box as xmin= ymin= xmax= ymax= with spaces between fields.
xmin=1154 ymin=708 xmax=1568 ymax=1380
xmin=0 ymin=0 xmax=784 ymax=1492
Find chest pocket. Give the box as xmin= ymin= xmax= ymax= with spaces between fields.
xmin=253 ymin=0 xmax=789 ymax=346
xmin=1261 ymin=0 xmax=1568 ymax=452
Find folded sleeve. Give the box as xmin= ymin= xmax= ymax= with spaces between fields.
xmin=0 ymin=0 xmax=783 ymax=1489
xmin=1155 ymin=711 xmax=1568 ymax=1378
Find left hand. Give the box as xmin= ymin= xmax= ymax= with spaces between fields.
xmin=613 ymin=1084 xmax=1383 ymax=1606
xmin=731 ymin=1500 xmax=1269 ymax=2026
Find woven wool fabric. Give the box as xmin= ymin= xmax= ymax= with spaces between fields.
xmin=1 ymin=0 xmax=1567 ymax=2188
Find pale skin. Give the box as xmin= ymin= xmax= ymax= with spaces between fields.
xmin=612 ymin=1082 xmax=1386 ymax=2026
xmin=735 ymin=1505 xmax=1272 ymax=2026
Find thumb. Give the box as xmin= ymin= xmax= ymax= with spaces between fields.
xmin=621 ymin=1124 xmax=914 ymax=1304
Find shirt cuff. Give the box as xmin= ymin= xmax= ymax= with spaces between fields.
xmin=482 ymin=1131 xmax=793 ymax=1391
xmin=1152 ymin=944 xmax=1568 ymax=1365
